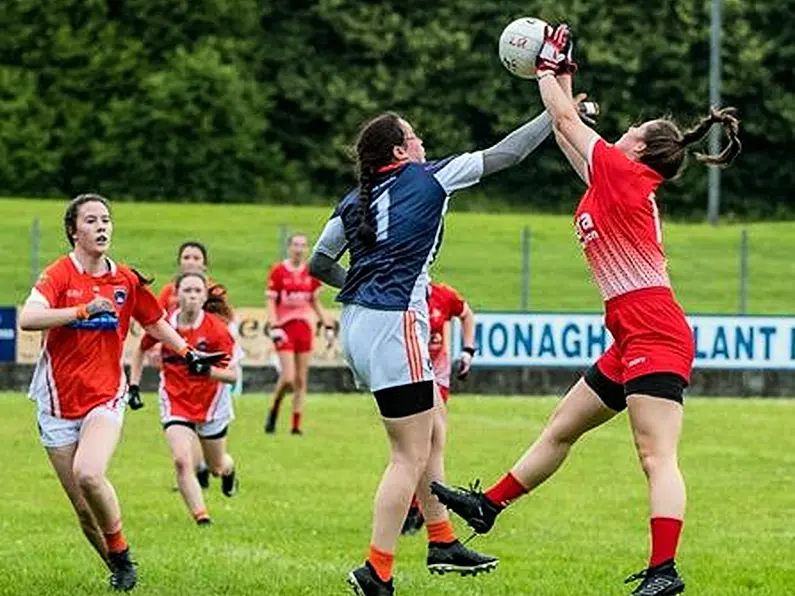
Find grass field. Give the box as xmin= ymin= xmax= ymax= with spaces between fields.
xmin=1 ymin=392 xmax=793 ymax=595
xmin=3 ymin=198 xmax=795 ymax=314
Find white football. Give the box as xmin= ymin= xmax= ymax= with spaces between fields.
xmin=498 ymin=18 xmax=548 ymax=79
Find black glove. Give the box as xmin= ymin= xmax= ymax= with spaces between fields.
xmin=578 ymin=100 xmax=600 ymax=126
xmin=127 ymin=385 xmax=144 ymax=410
xmin=185 ymin=350 xmax=227 ymax=376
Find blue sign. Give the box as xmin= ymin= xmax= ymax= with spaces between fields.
xmin=452 ymin=313 xmax=795 ymax=370
xmin=0 ymin=307 xmax=17 ymax=362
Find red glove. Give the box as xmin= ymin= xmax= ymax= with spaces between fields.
xmin=536 ymin=24 xmax=570 ymax=76
xmin=560 ymin=36 xmax=578 ymax=75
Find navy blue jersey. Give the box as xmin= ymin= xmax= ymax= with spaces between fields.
xmin=314 ymin=153 xmax=483 ymax=312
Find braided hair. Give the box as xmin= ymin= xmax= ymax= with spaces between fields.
xmin=640 ymin=107 xmax=742 ymax=180
xmin=353 ymin=112 xmax=406 ymax=245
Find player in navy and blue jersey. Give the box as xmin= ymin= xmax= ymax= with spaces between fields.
xmin=310 ymin=109 xmax=561 ymax=596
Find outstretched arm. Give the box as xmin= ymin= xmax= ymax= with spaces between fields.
xmin=537 ymin=72 xmax=599 ymax=163
xmin=481 ymin=111 xmax=553 ymax=176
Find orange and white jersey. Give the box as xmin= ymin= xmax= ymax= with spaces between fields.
xmin=158 ymin=309 xmax=236 ymax=424
xmin=266 ymin=261 xmax=322 ymax=326
xmin=27 ymin=253 xmax=164 ymax=419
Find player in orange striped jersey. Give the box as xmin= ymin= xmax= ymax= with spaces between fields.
xmin=130 ymin=272 xmax=239 ymax=525
xmin=264 ymin=233 xmax=335 ymax=435
xmin=129 ymin=241 xmax=240 ymax=488
xmin=19 ymin=194 xmax=208 ymax=592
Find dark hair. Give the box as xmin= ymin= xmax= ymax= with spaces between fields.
xmin=640 ymin=107 xmax=742 ymax=180
xmin=353 ymin=112 xmax=406 ymax=245
xmin=287 ymin=233 xmax=307 ymax=245
xmin=175 ymin=272 xmax=234 ymax=322
xmin=63 ymin=194 xmax=111 ymax=247
xmin=177 ymin=241 xmax=208 ymax=266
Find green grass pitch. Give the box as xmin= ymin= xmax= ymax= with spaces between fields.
xmin=1 ymin=392 xmax=793 ymax=595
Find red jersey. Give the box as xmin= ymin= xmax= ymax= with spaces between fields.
xmin=28 ymin=253 xmax=164 ymax=419
xmin=266 ymin=261 xmax=321 ymax=326
xmin=428 ymin=282 xmax=466 ymax=388
xmin=159 ymin=310 xmax=235 ymax=423
xmin=576 ymin=138 xmax=670 ymax=301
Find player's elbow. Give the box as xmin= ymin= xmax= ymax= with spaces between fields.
xmin=19 ymin=306 xmax=43 ymax=331
xmin=553 ymin=107 xmax=578 ymax=131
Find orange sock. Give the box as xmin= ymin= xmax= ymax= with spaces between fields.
xmin=103 ymin=526 xmax=128 ymax=554
xmin=368 ymin=545 xmax=394 ymax=582
xmin=192 ymin=508 xmax=210 ymax=522
xmin=426 ymin=519 xmax=456 ymax=545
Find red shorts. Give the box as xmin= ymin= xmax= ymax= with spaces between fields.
xmin=597 ymin=287 xmax=694 ymax=384
xmin=437 ymin=385 xmax=449 ymax=404
xmin=274 ymin=319 xmax=313 ymax=354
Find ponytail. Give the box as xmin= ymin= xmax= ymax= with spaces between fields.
xmin=640 ymin=106 xmax=742 ymax=180
xmin=683 ymin=106 xmax=742 ymax=168
xmin=352 ymin=111 xmax=407 ymax=246
xmin=204 ymin=283 xmax=234 ymax=323
xmin=356 ymin=164 xmax=378 ymax=245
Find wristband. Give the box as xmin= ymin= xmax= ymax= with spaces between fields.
xmin=462 ymin=346 xmax=476 ymax=357
xmin=75 ymin=304 xmax=89 ymax=320
xmin=177 ymin=345 xmax=190 ymax=358
xmin=537 ymin=70 xmax=556 ymax=81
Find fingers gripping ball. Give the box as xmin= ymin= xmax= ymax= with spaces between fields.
xmin=498 ymin=17 xmax=549 ymax=79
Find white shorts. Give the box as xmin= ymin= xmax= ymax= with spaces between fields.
xmin=37 ymin=400 xmax=125 ymax=449
xmin=340 ymin=305 xmax=434 ymax=393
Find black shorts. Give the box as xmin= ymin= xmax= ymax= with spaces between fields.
xmin=162 ymin=419 xmax=229 ymax=440
xmin=584 ymin=365 xmax=687 ymax=412
xmin=373 ymin=381 xmax=435 ymax=418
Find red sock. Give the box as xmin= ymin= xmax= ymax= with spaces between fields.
xmin=104 ymin=526 xmax=128 ymax=554
xmin=410 ymin=495 xmax=420 ymax=510
xmin=292 ymin=412 xmax=301 ymax=431
xmin=649 ymin=517 xmax=683 ymax=567
xmin=484 ymin=472 xmax=529 ymax=509
xmin=368 ymin=545 xmax=394 ymax=582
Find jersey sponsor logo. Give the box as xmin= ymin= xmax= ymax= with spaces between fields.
xmin=627 ymin=356 xmax=647 ymax=368
xmin=66 ymin=288 xmax=83 ymax=299
xmin=575 ymin=212 xmax=599 ymax=247
xmin=113 ymin=287 xmax=127 ymax=306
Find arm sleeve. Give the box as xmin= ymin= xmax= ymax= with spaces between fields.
xmin=586 ymin=137 xmax=633 ymax=189
xmin=133 ymin=284 xmax=165 ymax=326
xmin=313 ymin=215 xmax=348 ymax=261
xmin=214 ymin=323 xmax=236 ymax=368
xmin=482 ymin=111 xmax=553 ymax=176
xmin=28 ymin=265 xmax=65 ymax=307
xmin=430 ymin=153 xmax=485 ymax=194
xmin=157 ymin=284 xmax=173 ymax=310
xmin=266 ymin=265 xmax=282 ymax=300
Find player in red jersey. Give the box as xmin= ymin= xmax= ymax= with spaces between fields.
xmin=130 ymin=272 xmax=239 ymax=525
xmin=431 ymin=28 xmax=741 ymax=596
xmin=19 ymin=195 xmax=215 ymax=592
xmin=427 ymin=282 xmax=476 ymax=404
xmin=402 ymin=281 xmax=475 ymax=534
xmin=264 ymin=233 xmax=334 ymax=435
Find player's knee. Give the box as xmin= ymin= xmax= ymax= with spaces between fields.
xmin=636 ymin=445 xmax=676 ymax=478
xmin=293 ymin=376 xmax=306 ymax=393
xmin=172 ymin=454 xmax=193 ymax=476
xmin=74 ymin=466 xmax=104 ymax=494
xmin=544 ymin=413 xmax=583 ymax=446
xmin=279 ymin=372 xmax=295 ymax=388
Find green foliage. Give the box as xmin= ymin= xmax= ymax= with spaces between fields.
xmin=0 ymin=0 xmax=792 ymax=216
